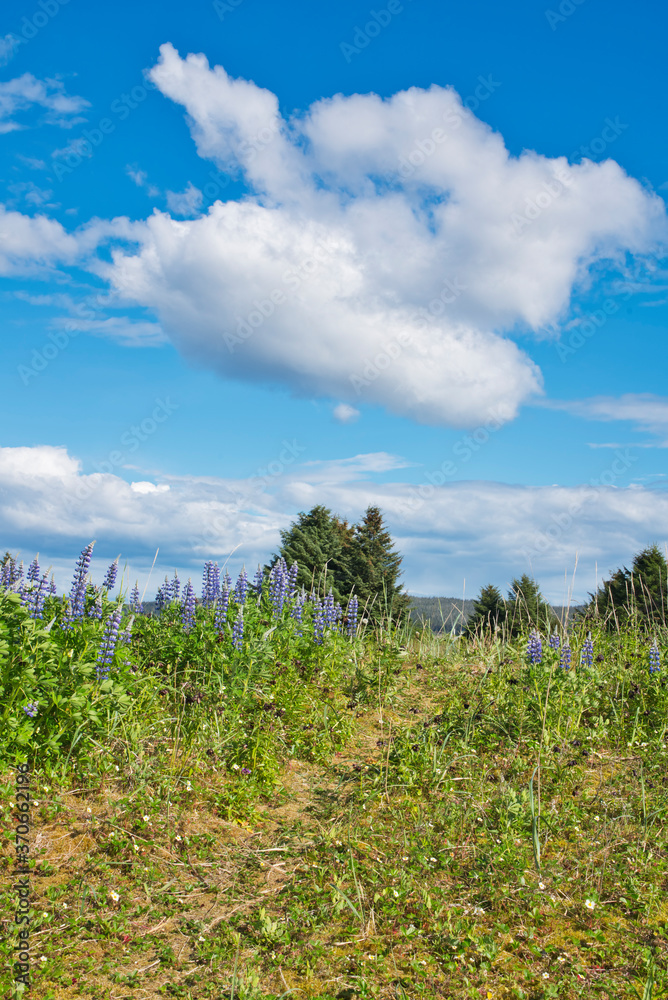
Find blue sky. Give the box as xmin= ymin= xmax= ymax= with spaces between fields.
xmin=1 ymin=0 xmax=668 ymax=602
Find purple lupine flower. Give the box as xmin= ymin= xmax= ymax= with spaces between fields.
xmin=223 ymin=571 xmax=232 ymax=591
xmin=119 ymin=614 xmax=134 ymax=645
xmin=201 ymin=561 xmax=220 ymax=607
xmin=291 ymin=590 xmax=305 ymax=635
xmin=527 ymin=630 xmax=542 ymax=665
xmin=88 ymin=593 xmax=103 ymax=620
xmin=96 ymin=604 xmax=123 ymax=680
xmin=323 ymin=590 xmax=336 ymax=627
xmin=23 ymin=702 xmax=39 ymax=718
xmin=155 ymin=586 xmax=165 ymax=614
xmin=269 ymin=560 xmax=288 ymax=617
xmin=560 ymin=643 xmax=572 ymax=670
xmin=171 ymin=572 xmax=181 ymax=603
xmin=548 ymin=632 xmax=560 ymax=650
xmin=346 ymin=595 xmax=358 ymax=638
xmin=27 ymin=556 xmax=40 ymax=583
xmin=252 ymin=566 xmax=264 ymax=597
xmin=581 ymin=633 xmax=594 ymax=668
xmin=649 ymin=640 xmax=661 ymax=675
xmin=240 ymin=767 xmax=251 ymax=776
xmin=312 ymin=599 xmax=325 ymax=646
xmin=288 ymin=561 xmax=299 ymax=597
xmin=181 ymin=579 xmax=196 ymax=632
xmin=234 ymin=568 xmax=248 ymax=605
xmin=232 ymin=607 xmax=244 ymax=650
xmin=66 ymin=541 xmax=95 ymax=624
xmin=49 ymin=575 xmax=57 ymax=596
xmin=130 ymin=582 xmax=143 ymax=614
xmin=25 ymin=574 xmax=49 ymax=620
xmin=102 ymin=558 xmax=119 ymax=591
xmin=214 ymin=587 xmax=230 ymax=631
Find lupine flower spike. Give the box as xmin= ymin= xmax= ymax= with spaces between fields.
xmin=232 ymin=608 xmax=244 ymax=650
xmin=181 ymin=580 xmax=196 ymax=632
xmin=102 ymin=558 xmax=119 ymax=591
xmin=97 ymin=605 xmax=123 ymax=681
xmin=346 ymin=595 xmax=359 ymax=638
xmin=548 ymin=631 xmax=560 ymax=650
xmin=130 ymin=583 xmax=143 ymax=614
xmin=559 ymin=643 xmax=572 ymax=670
xmin=581 ymin=633 xmax=594 ymax=668
xmin=527 ymin=630 xmax=542 ymax=664
xmin=649 ymin=640 xmax=661 ymax=674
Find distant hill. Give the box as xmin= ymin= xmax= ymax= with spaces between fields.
xmin=408 ymin=596 xmax=584 ymax=634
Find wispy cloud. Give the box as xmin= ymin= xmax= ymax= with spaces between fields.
xmin=0 ymin=74 xmax=89 ymax=132
xmin=547 ymin=393 xmax=668 ymax=446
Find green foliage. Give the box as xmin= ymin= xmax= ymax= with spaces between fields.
xmin=505 ymin=574 xmax=558 ymax=637
xmin=268 ymin=504 xmax=352 ymax=601
xmin=272 ymin=503 xmax=409 ymax=624
xmin=346 ymin=505 xmax=410 ymax=624
xmin=587 ymin=543 xmax=668 ymax=628
xmin=464 ymin=583 xmax=507 ymax=637
xmin=0 ymin=590 xmax=135 ymax=761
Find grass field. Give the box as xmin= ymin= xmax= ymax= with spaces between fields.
xmin=2 ymin=566 xmax=668 ymax=999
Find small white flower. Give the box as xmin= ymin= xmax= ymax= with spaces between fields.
xmin=33 ymin=801 xmax=39 ymax=806
xmin=115 ymin=765 xmax=119 ymax=771
xmin=538 ymin=882 xmax=545 ymax=889
xmin=393 ymin=890 xmax=399 ymax=897
xmin=175 ymin=835 xmax=182 ymax=841
xmin=402 ymin=856 xmax=408 ymax=861
xmin=40 ymin=956 xmax=47 ymax=963
xmin=86 ymin=807 xmax=92 ymax=814
xmin=585 ymin=898 xmax=596 ymax=910
xmin=543 ymin=972 xmax=549 ymax=979
xmin=109 ymin=891 xmax=120 ymax=902
xmin=62 ymin=903 xmax=68 ymax=909
xmin=557 ymin=956 xmax=566 ymax=963
xmin=231 ymin=764 xmax=239 ymax=771
xmin=185 ymin=780 xmax=192 ymax=790
xmin=198 ymin=935 xmax=205 ymax=942
xmin=429 ymin=857 xmax=437 ymax=863
xmin=42 ymin=912 xmax=48 ymax=918
xmin=143 ymin=815 xmax=149 ymax=822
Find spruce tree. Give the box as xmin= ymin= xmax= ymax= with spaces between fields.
xmin=464 ymin=583 xmax=506 ymax=638
xmin=505 ymin=574 xmax=557 ymax=637
xmin=587 ymin=543 xmax=668 ymax=626
xmin=345 ymin=505 xmax=410 ymax=623
xmin=268 ymin=505 xmax=351 ymax=601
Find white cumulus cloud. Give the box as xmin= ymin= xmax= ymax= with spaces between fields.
xmin=1 ymin=444 xmax=667 ymax=603
xmin=88 ymin=42 xmax=666 ymax=429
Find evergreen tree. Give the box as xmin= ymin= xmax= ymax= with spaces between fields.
xmin=345 ymin=505 xmax=410 ymax=623
xmin=587 ymin=543 xmax=668 ymax=626
xmin=268 ymin=505 xmax=352 ymax=602
xmin=505 ymin=574 xmax=557 ymax=637
xmin=464 ymin=583 xmax=506 ymax=638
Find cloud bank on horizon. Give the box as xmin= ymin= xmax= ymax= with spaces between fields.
xmin=2 ymin=442 xmax=666 ymax=603
xmin=2 ymin=42 xmax=666 ymax=428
